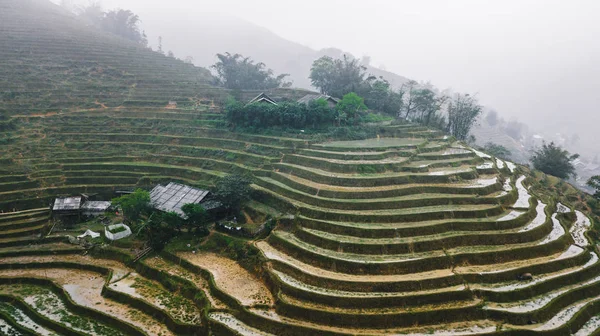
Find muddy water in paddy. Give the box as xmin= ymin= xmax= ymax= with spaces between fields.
xmin=0 ymin=268 xmax=175 ymax=336
xmin=0 ymin=301 xmax=58 ymax=335
xmin=0 ymin=317 xmax=22 ymax=335
xmin=0 ymin=254 xmax=130 ymax=282
xmin=177 ymin=251 xmax=274 ymax=306
xmin=110 ymin=272 xmax=202 ymax=325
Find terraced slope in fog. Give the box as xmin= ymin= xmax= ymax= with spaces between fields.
xmin=0 ymin=0 xmax=219 ymax=116
xmin=0 ymin=105 xmax=598 ymax=335
xmin=0 ymin=0 xmax=598 ymax=334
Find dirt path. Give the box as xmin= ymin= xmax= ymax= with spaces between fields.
xmin=177 ymin=251 xmax=274 ymax=307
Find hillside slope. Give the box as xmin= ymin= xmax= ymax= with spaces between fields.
xmin=0 ymin=0 xmax=219 ymax=116
xmin=153 ymin=14 xmax=411 ymax=90
xmin=0 ymin=1 xmax=599 ymax=335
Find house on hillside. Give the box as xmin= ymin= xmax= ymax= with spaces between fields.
xmin=297 ymin=94 xmax=340 ymax=109
xmin=246 ymin=92 xmax=278 ymax=106
xmin=52 ymin=196 xmax=82 ymax=217
xmin=150 ymin=182 xmax=210 ymax=218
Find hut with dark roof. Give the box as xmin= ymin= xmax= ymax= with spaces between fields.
xmin=297 ymin=94 xmax=340 ymax=108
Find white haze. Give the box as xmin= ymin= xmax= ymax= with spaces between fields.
xmin=55 ymin=0 xmax=600 ymax=155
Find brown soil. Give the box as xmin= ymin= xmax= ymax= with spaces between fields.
xmin=177 ymin=251 xmax=274 ymax=306
xmin=144 ymin=256 xmax=227 ymax=309
xmin=0 ymin=268 xmax=175 ymax=336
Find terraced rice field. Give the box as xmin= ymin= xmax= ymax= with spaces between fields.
xmin=0 ymin=98 xmax=598 ymax=335
xmin=0 ymin=1 xmax=598 ymax=334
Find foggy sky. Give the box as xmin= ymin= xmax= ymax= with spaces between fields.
xmin=55 ymin=0 xmax=600 ymax=151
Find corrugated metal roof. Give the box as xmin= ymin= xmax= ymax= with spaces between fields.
xmin=52 ymin=197 xmax=82 ymax=211
xmin=297 ymin=94 xmax=339 ymax=105
xmin=81 ymin=201 xmax=111 ymax=211
xmin=150 ymin=182 xmax=209 ymax=217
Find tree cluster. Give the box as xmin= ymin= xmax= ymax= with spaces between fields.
xmin=310 ymin=55 xmax=403 ymax=116
xmin=310 ymin=56 xmax=482 ymax=139
xmin=213 ymin=174 xmax=253 ymax=213
xmin=212 ymin=53 xmax=291 ymax=90
xmin=111 ymin=189 xmax=150 ymax=221
xmin=531 ymin=142 xmax=579 ymax=179
xmin=73 ymin=3 xmax=147 ymax=46
xmin=226 ymin=93 xmax=368 ymax=129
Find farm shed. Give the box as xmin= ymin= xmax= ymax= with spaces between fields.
xmin=246 ymin=92 xmax=278 ymax=106
xmin=297 ymin=94 xmax=340 ymax=108
xmin=150 ymin=182 xmax=210 ymax=218
xmin=52 ymin=196 xmax=82 ymax=215
xmin=81 ymin=201 xmax=111 ymax=216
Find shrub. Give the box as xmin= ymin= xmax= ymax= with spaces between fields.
xmin=226 ymin=99 xmax=336 ymax=129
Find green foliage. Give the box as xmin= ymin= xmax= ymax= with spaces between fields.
xmin=181 ymin=203 xmax=211 ymax=235
xmin=361 ymin=113 xmax=393 ymax=123
xmin=587 ymin=176 xmax=600 ymax=199
xmin=447 ymin=93 xmax=483 ymax=140
xmin=111 ymin=189 xmax=150 ymax=221
xmin=483 ymin=142 xmax=512 ymax=160
xmin=310 ymin=56 xmax=403 ymax=116
xmin=212 ymin=52 xmax=290 ymax=90
xmin=200 ymin=232 xmax=259 ymax=264
xmin=162 ymin=211 xmax=184 ymax=232
xmin=144 ymin=213 xmax=176 ymax=251
xmin=76 ymin=4 xmax=147 ymax=46
xmin=310 ymin=55 xmax=367 ymax=98
xmin=225 ymin=99 xmax=336 ymax=129
xmin=408 ymin=86 xmax=448 ymax=127
xmin=336 ymin=92 xmax=367 ymax=124
xmin=108 ymin=225 xmax=127 ymax=234
xmin=215 ymin=174 xmax=253 ymax=212
xmin=531 ymin=142 xmax=579 ymax=179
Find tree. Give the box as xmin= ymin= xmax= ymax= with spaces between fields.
xmin=212 ymin=53 xmax=290 ymax=90
xmin=214 ymin=174 xmax=253 ymax=212
xmin=336 ymin=93 xmax=367 ymax=124
xmin=531 ymin=142 xmax=579 ymax=179
xmin=483 ymin=142 xmax=512 ymax=160
xmin=447 ymin=93 xmax=483 ymax=140
xmin=310 ymin=55 xmax=368 ymax=99
xmin=77 ymin=1 xmax=104 ymax=27
xmin=102 ymin=9 xmax=148 ymax=46
xmin=401 ymin=80 xmax=418 ymax=119
xmin=485 ymin=110 xmax=499 ymax=127
xmin=184 ymin=56 xmax=194 ymax=64
xmin=182 ymin=203 xmax=210 ymax=235
xmin=144 ymin=213 xmax=176 ymax=251
xmin=74 ymin=4 xmax=147 ymax=46
xmin=411 ymin=86 xmax=448 ymax=127
xmin=162 ymin=211 xmax=184 ymax=233
xmin=112 ymin=189 xmax=150 ymax=221
xmin=587 ymin=176 xmax=600 ymax=199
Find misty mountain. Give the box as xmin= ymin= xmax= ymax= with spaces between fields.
xmin=151 ymin=14 xmax=411 ymax=91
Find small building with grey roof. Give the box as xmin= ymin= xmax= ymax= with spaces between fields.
xmin=150 ymin=182 xmax=210 ymax=218
xmin=81 ymin=201 xmax=112 ymax=216
xmin=297 ymin=94 xmax=340 ymax=108
xmin=52 ymin=196 xmax=82 ymax=216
